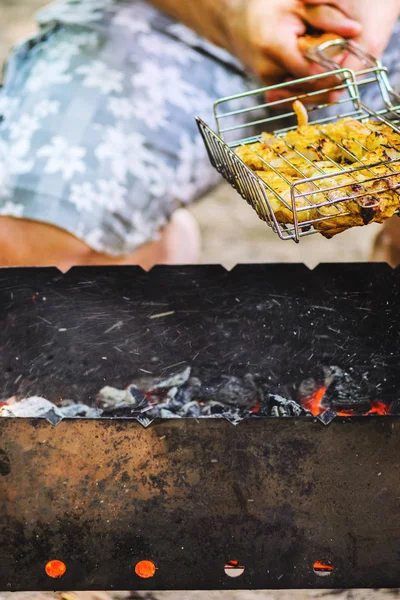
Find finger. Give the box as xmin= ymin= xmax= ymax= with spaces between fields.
xmin=266 ymin=86 xmax=341 ymax=106
xmin=303 ymin=5 xmax=362 ymax=37
xmin=272 ymin=36 xmax=315 ymax=79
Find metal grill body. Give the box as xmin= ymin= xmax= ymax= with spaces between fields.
xmin=0 ymin=264 xmax=400 ymax=590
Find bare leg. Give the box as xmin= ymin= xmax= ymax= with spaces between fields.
xmin=370 ymin=216 xmax=400 ymax=267
xmin=0 ymin=209 xmax=201 ymax=272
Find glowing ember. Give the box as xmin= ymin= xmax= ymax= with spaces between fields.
xmin=135 ymin=560 xmax=156 ymax=579
xmin=313 ymin=560 xmax=334 ymax=575
xmin=336 ymin=410 xmax=355 ymax=417
xmin=366 ymin=401 xmax=391 ymax=416
xmin=302 ymin=387 xmax=390 ymax=417
xmin=302 ymin=387 xmax=327 ymax=416
xmin=45 ymin=560 xmax=66 ymax=578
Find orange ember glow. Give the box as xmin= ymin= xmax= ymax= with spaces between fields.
xmin=336 ymin=410 xmax=355 ymax=417
xmin=45 ymin=560 xmax=66 ymax=578
xmin=135 ymin=560 xmax=156 ymax=579
xmin=302 ymin=387 xmax=390 ymax=417
xmin=313 ymin=561 xmax=334 ymax=572
xmin=302 ymin=387 xmax=327 ymax=416
xmin=366 ymin=401 xmax=390 ymax=415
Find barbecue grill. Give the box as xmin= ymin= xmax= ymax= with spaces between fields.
xmin=1 ymin=264 xmax=400 ymax=591
xmin=196 ymin=38 xmax=400 ymax=241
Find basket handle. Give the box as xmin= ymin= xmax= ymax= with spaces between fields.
xmin=298 ymin=33 xmax=380 ymax=72
xmin=298 ymin=33 xmax=398 ymax=109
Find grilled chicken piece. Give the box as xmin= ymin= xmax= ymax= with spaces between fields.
xmin=235 ymin=103 xmax=400 ymax=237
xmin=254 ymin=171 xmax=316 ymax=224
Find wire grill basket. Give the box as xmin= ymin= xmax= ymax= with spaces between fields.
xmin=196 ymin=39 xmax=400 ymax=241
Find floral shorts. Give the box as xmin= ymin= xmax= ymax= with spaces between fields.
xmin=0 ymin=0 xmax=251 ymax=256
xmin=1 ymin=1 xmax=400 ymax=256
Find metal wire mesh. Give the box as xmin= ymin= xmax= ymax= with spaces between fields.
xmin=196 ymin=41 xmax=400 ymax=241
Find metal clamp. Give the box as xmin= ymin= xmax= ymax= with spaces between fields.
xmin=303 ymin=37 xmax=400 ymax=110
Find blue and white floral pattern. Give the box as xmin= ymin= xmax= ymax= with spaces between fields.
xmin=0 ymin=0 xmax=251 ymax=255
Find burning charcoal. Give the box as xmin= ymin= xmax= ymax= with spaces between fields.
xmin=128 ymin=384 xmax=148 ymax=407
xmin=323 ymin=366 xmax=371 ymax=412
xmin=198 ymin=374 xmax=259 ymax=408
xmin=260 ymin=393 xmax=303 ymax=417
xmin=0 ymin=397 xmax=64 ymax=422
xmin=270 ymin=400 xmax=303 ymax=418
xmin=298 ymin=377 xmax=320 ymax=400
xmin=169 ymin=379 xmax=201 ymax=410
xmin=59 ymin=404 xmax=102 ymax=418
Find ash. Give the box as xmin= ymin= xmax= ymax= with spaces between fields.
xmin=0 ymin=365 xmax=391 ymax=425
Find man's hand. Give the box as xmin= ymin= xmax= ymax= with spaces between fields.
xmin=225 ymin=0 xmax=361 ymax=85
xmin=149 ymin=0 xmax=360 ymax=85
xmin=306 ymin=0 xmax=400 ymax=74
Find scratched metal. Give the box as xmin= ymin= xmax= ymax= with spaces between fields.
xmin=0 ymin=264 xmax=400 ymax=402
xmin=1 ymin=417 xmax=400 ymax=590
xmin=1 ymin=265 xmax=400 ymax=591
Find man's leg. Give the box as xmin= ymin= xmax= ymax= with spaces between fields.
xmin=0 ymin=209 xmax=200 ymax=271
xmin=0 ymin=1 xmax=249 ymax=270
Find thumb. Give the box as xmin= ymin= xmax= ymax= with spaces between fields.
xmin=304 ymin=5 xmax=362 ymax=38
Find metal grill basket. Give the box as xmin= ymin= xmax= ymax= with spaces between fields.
xmin=196 ymin=39 xmax=400 ymax=241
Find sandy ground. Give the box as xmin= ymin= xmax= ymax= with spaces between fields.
xmin=0 ymin=2 xmax=396 ymax=599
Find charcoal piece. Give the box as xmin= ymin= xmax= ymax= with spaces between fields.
xmin=127 ymin=384 xmax=148 ymax=407
xmin=221 ymin=408 xmax=246 ymax=425
xmin=101 ymin=404 xmax=145 ymax=418
xmin=160 ymin=408 xmax=182 ymax=419
xmin=178 ymin=401 xmax=201 ymax=418
xmin=201 ymin=401 xmax=227 ymax=416
xmin=260 ymin=393 xmax=303 ymax=417
xmin=198 ymin=374 xmax=259 ymax=408
xmin=169 ymin=379 xmax=201 ymax=409
xmin=389 ymin=398 xmax=399 ymax=415
xmin=323 ymin=366 xmax=371 ymax=412
xmin=97 ymin=386 xmax=136 ymax=409
xmin=150 ymin=366 xmax=191 ymax=391
xmin=297 ymin=377 xmax=320 ymax=400
xmin=59 ymin=404 xmax=102 ymax=418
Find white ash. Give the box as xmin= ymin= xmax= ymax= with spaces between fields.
xmin=1 ymin=364 xmax=380 ymax=424
xmin=0 ymin=396 xmax=100 ymax=423
xmin=0 ymin=397 xmax=64 ymax=420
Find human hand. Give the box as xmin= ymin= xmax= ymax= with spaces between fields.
xmin=306 ymin=0 xmax=400 ymax=73
xmin=224 ymin=0 xmax=361 ymax=85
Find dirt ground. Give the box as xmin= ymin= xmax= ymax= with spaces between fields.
xmin=0 ymin=2 xmax=396 ymax=599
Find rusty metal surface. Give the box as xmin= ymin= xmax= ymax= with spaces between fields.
xmin=1 ymin=264 xmax=400 ymax=591
xmin=1 ymin=417 xmax=400 ymax=590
